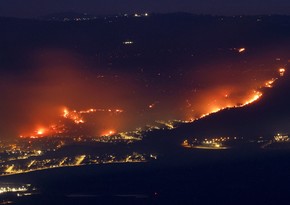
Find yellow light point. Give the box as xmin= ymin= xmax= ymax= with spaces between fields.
xmin=279 ymin=68 xmax=286 ymax=76
xmin=181 ymin=140 xmax=191 ymax=148
xmin=149 ymin=103 xmax=155 ymax=109
xmin=75 ymin=155 xmax=86 ymax=166
xmin=5 ymin=165 xmax=14 ymax=173
xmin=238 ymin=48 xmax=246 ymax=53
xmin=36 ymin=129 xmax=45 ymax=135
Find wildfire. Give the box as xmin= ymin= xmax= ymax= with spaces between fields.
xmin=62 ymin=109 xmax=85 ymax=124
xmin=17 ymin=63 xmax=285 ymax=140
xmin=191 ymin=89 xmax=263 ymax=122
xmin=102 ymin=130 xmax=116 ymax=136
xmin=62 ymin=107 xmax=124 ymax=125
xmin=79 ymin=109 xmax=97 ymax=114
xmin=186 ymin=65 xmax=287 ymax=123
xmin=19 ymin=106 xmax=125 ymax=139
xmin=20 ymin=128 xmax=48 ymax=139
xmin=241 ymin=90 xmax=263 ymax=106
xmin=36 ymin=129 xmax=45 ymax=135
xmin=264 ymin=78 xmax=277 ymax=88
xmin=63 ymin=109 xmax=69 ymax=118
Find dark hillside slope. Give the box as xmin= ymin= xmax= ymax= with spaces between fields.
xmin=176 ymin=67 xmax=290 ymax=138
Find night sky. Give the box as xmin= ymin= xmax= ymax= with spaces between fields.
xmin=1 ymin=0 xmax=290 ymax=18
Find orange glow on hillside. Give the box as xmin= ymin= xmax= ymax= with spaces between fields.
xmin=264 ymin=78 xmax=277 ymax=88
xmin=62 ymin=108 xmax=85 ymax=124
xmin=36 ymin=129 xmax=44 ymax=135
xmin=101 ymin=130 xmax=116 ymax=136
xmin=241 ymin=90 xmax=263 ymax=106
xmin=10 ymin=50 xmax=285 ymax=140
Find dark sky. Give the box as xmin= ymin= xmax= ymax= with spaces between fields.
xmin=1 ymin=0 xmax=290 ymax=18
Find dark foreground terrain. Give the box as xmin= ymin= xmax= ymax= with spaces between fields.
xmin=1 ymin=149 xmax=290 ymax=205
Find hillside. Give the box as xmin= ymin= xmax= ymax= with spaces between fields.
xmin=176 ymin=67 xmax=290 ymax=138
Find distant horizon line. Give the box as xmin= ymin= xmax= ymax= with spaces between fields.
xmin=1 ymin=11 xmax=290 ymax=20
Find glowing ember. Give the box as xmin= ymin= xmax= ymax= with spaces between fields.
xmin=63 ymin=109 xmax=69 ymax=118
xmin=148 ymin=102 xmax=158 ymax=109
xmin=264 ymin=78 xmax=277 ymax=88
xmin=238 ymin=48 xmax=246 ymax=53
xmin=79 ymin=109 xmax=96 ymax=114
xmin=102 ymin=130 xmax=116 ymax=136
xmin=36 ymin=129 xmax=44 ymax=135
xmin=279 ymin=68 xmax=286 ymax=76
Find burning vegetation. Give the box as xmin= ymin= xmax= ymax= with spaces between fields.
xmin=0 ymin=48 xmax=286 ymax=139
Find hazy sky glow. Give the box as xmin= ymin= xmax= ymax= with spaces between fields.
xmin=1 ymin=0 xmax=290 ymax=18
xmin=0 ymin=47 xmax=281 ymax=138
